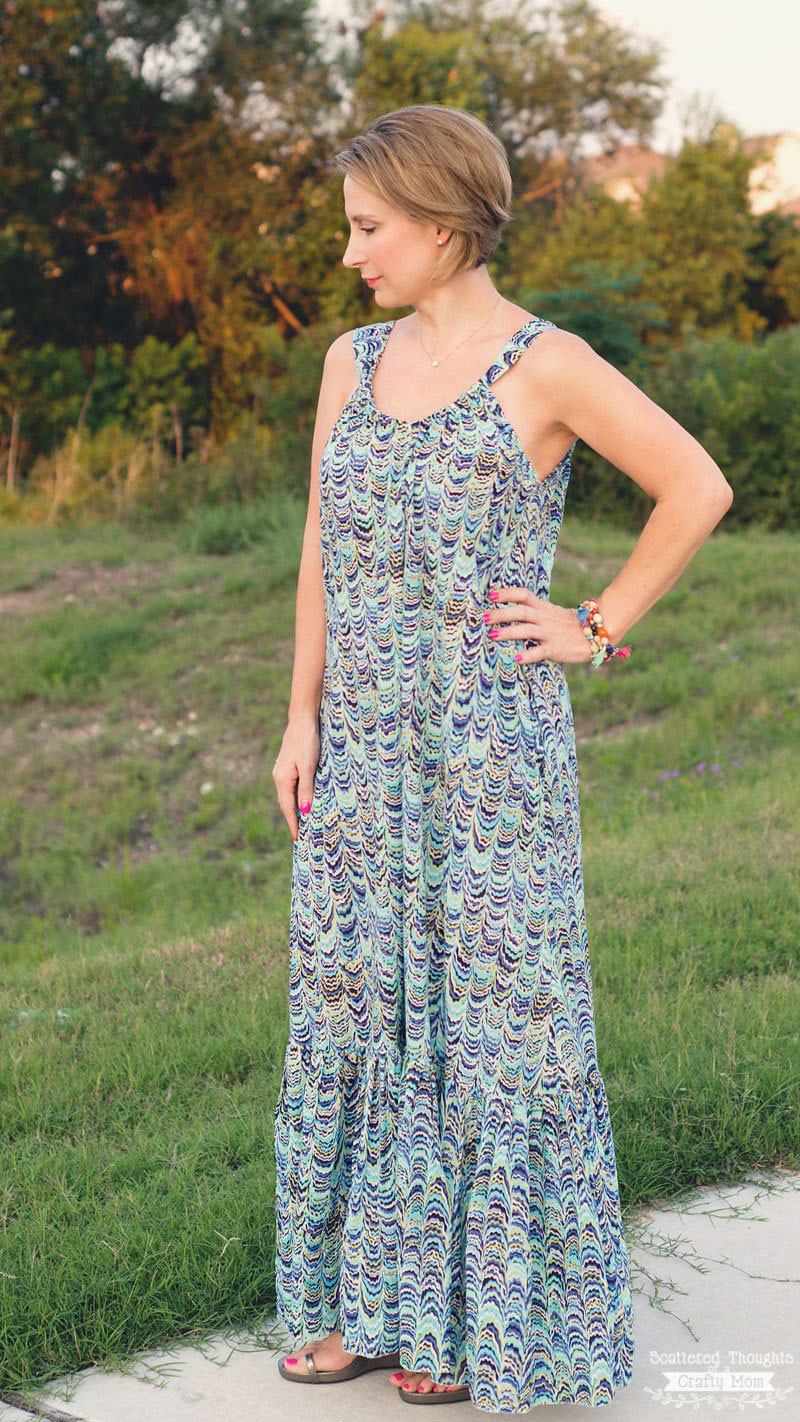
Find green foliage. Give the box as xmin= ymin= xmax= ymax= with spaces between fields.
xmin=6 ymin=317 xmax=800 ymax=532
xmin=762 ymin=216 xmax=800 ymax=322
xmin=250 ymin=320 xmax=339 ymax=480
xmin=635 ymin=325 xmax=800 ymax=529
xmin=179 ymin=494 xmax=300 ymax=556
xmin=0 ymin=486 xmax=25 ymax=521
xmin=0 ymin=334 xmax=211 ymax=489
xmin=563 ymin=322 xmax=800 ymax=529
xmin=122 ymin=334 xmax=209 ymax=435
xmin=1 ymin=2 xmax=798 ymax=531
xmin=633 ymin=127 xmax=769 ymax=340
xmin=518 ymin=259 xmax=671 ymax=367
xmin=0 ymin=0 xmax=332 ymax=350
xmin=515 ymin=127 xmax=792 ymax=344
xmin=744 ymin=209 xmax=800 ymax=328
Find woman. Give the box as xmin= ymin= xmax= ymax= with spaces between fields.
xmin=271 ymin=104 xmax=733 ymax=1411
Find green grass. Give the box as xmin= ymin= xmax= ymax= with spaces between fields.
xmin=0 ymin=499 xmax=307 ymax=964
xmin=0 ymin=508 xmax=798 ymax=1396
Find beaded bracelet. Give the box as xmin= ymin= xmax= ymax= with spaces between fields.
xmin=575 ymin=597 xmax=632 ymax=668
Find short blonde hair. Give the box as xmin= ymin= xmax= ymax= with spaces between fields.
xmin=329 ymin=104 xmax=514 ymax=284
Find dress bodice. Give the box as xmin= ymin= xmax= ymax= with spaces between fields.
xmin=318 ymin=316 xmax=576 ymax=658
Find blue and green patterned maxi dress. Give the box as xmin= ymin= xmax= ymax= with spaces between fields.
xmin=273 ymin=315 xmax=636 ymax=1412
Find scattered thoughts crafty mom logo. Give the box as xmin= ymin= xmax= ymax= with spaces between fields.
xmin=645 ymin=1350 xmax=795 ymax=1410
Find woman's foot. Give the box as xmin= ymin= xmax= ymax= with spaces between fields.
xmin=389 ymin=1368 xmax=461 ymax=1395
xmin=280 ymin=1329 xmax=358 ymax=1377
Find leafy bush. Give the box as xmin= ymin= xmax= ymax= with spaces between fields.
xmin=3 ymin=322 xmax=799 ymax=533
xmin=639 ymin=324 xmax=800 ymax=529
xmin=178 ymin=493 xmax=300 ymax=555
xmin=569 ymin=323 xmax=800 ymax=530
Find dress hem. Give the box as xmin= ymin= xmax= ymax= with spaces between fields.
xmin=273 ymin=1032 xmax=635 ymax=1414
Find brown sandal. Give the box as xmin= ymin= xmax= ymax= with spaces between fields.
xmin=278 ymin=1347 xmax=401 ymax=1384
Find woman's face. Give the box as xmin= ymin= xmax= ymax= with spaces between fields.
xmin=340 ymin=173 xmax=447 ymax=307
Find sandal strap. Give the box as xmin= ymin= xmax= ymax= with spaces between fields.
xmin=304 ymin=1350 xmax=317 ymax=1377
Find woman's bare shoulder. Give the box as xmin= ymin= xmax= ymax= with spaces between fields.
xmin=323 ymin=328 xmax=360 ymax=404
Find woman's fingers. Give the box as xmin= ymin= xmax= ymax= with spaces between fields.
xmin=485 ymin=585 xmax=541 ymax=629
xmin=273 ymin=717 xmax=321 ymax=843
xmin=272 ymin=763 xmax=302 ymax=841
xmin=485 ymin=593 xmax=591 ymax=665
xmin=488 ymin=585 xmax=540 ymax=609
xmin=486 ymin=609 xmax=542 ymax=638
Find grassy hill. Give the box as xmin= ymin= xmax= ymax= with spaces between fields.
xmin=1 ymin=506 xmax=797 ymax=1395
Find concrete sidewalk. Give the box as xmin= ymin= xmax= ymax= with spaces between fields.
xmin=5 ymin=1167 xmax=799 ymax=1421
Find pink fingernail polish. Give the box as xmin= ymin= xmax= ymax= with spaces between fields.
xmin=514 ymin=653 xmax=522 ymax=661
xmin=488 ymin=589 xmax=499 ymax=600
xmin=488 ymin=628 xmax=499 ymax=638
xmin=299 ymin=801 xmax=311 ymax=813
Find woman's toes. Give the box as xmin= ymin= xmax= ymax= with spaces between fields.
xmin=385 ymin=1365 xmax=464 ymax=1394
xmin=391 ymin=1368 xmax=419 ymax=1389
xmin=399 ymin=1371 xmax=423 ymax=1391
xmin=282 ymin=1330 xmax=357 ymax=1377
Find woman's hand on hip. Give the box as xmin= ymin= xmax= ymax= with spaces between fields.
xmin=483 ymin=586 xmax=592 ymax=665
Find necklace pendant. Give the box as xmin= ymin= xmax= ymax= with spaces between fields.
xmin=431 ymin=358 xmax=439 ymax=367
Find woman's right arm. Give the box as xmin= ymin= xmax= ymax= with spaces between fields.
xmin=272 ymin=328 xmax=357 ymax=842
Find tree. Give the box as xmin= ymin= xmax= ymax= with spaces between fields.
xmin=631 ymin=124 xmax=770 ymax=340
xmin=0 ymin=0 xmax=335 ymax=355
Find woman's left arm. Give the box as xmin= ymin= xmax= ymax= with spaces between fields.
xmin=486 ymin=331 xmax=735 ymax=663
xmin=545 ymin=329 xmax=734 ymax=646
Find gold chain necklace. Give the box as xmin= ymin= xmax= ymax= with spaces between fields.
xmin=417 ymin=294 xmax=503 ymax=368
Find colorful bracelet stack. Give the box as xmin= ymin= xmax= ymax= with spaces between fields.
xmin=575 ymin=597 xmax=632 ymax=668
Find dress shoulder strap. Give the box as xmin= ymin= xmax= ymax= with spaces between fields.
xmin=352 ymin=316 xmax=554 ymax=390
xmin=352 ymin=321 xmax=393 ymax=387
xmin=483 ymin=316 xmax=556 ymax=385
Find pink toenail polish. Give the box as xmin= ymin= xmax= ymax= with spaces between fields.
xmin=402 ymin=1382 xmax=410 ymax=1389
xmin=433 ymin=1384 xmax=440 ymax=1391
xmin=392 ymin=1372 xmax=403 ymax=1380
xmin=285 ymin=1356 xmax=297 ymax=1364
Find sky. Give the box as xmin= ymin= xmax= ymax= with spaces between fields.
xmin=318 ymin=0 xmax=799 ymax=155
xmin=597 ymin=0 xmax=799 ymax=152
